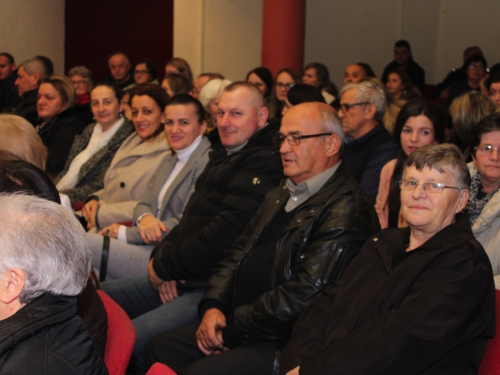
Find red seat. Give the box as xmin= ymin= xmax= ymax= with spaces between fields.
xmin=479 ymin=289 xmax=500 ymax=375
xmin=97 ymin=290 xmax=136 ymax=375
xmin=146 ymin=362 xmax=178 ymax=375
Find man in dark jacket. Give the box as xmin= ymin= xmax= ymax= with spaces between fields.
xmin=0 ymin=52 xmax=18 ymax=112
xmin=144 ymin=102 xmax=380 ymax=374
xmin=101 ymin=82 xmax=283 ymax=373
xmin=0 ymin=195 xmax=106 ymax=374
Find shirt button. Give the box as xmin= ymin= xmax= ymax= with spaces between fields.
xmin=373 ymin=237 xmax=378 ymax=242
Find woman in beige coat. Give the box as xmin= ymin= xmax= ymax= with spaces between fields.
xmin=82 ymin=84 xmax=170 ymax=229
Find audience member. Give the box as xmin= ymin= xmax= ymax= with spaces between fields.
xmin=467 ymin=113 xmax=500 ymax=289
xmin=281 ymin=144 xmax=494 ymax=375
xmin=270 ymin=68 xmax=301 ymax=120
xmin=376 ymin=99 xmax=446 ymax=228
xmin=55 ymin=82 xmax=134 ymax=204
xmin=382 ymin=40 xmax=425 ymax=92
xmin=36 ymin=55 xmax=54 ymax=76
xmin=165 ymin=57 xmax=194 ymax=84
xmin=448 ymin=54 xmax=488 ymax=105
xmin=385 ymin=69 xmax=420 ymax=101
xmin=198 ymin=78 xmax=232 ymax=137
xmin=100 ymin=82 xmax=282 ymax=373
xmin=339 ymin=80 xmax=398 ymax=202
xmin=192 ymin=72 xmax=224 ymax=99
xmin=36 ymin=75 xmax=89 ymax=178
xmin=81 ymin=84 xmax=171 ymax=230
xmin=129 ymin=59 xmax=159 ymax=89
xmin=343 ymin=63 xmax=368 ymax=85
xmin=246 ymin=67 xmax=274 ymax=107
xmin=14 ymin=57 xmax=48 ymax=125
xmin=161 ymin=72 xmax=192 ymax=98
xmin=0 ymin=193 xmax=107 ymax=374
xmin=106 ymin=52 xmax=134 ymax=89
xmin=302 ymin=62 xmax=337 ymax=104
xmin=281 ymin=83 xmax=325 ymax=117
xmin=68 ymin=65 xmax=93 ymax=105
xmin=488 ymin=73 xmax=500 ymax=108
xmin=144 ymin=102 xmax=380 ymax=374
xmin=0 ymin=52 xmax=18 ymax=112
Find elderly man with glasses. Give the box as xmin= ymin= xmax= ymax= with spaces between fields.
xmin=144 ymin=102 xmax=380 ymax=375
xmin=339 ymin=80 xmax=398 ymax=202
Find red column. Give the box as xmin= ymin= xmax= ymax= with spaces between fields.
xmin=261 ymin=0 xmax=306 ymax=76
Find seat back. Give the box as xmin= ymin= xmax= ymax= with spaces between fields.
xmin=97 ymin=290 xmax=136 ymax=375
xmin=479 ymin=289 xmax=500 ymax=375
xmin=146 ymin=362 xmax=178 ymax=375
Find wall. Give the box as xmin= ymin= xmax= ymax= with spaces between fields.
xmin=0 ymin=0 xmax=65 ymax=73
xmin=174 ymin=0 xmax=263 ymax=82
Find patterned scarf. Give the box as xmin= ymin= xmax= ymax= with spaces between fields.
xmin=466 ymin=171 xmax=500 ymax=225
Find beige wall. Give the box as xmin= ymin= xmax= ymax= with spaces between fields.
xmin=0 ymin=0 xmax=65 ymax=73
xmin=174 ymin=0 xmax=263 ymax=82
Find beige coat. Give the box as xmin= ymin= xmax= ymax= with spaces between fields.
xmin=89 ymin=131 xmax=170 ymax=228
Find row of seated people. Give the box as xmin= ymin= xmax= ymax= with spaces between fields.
xmin=0 ymin=77 xmax=499 ymax=374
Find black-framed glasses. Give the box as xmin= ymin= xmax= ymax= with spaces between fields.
xmin=399 ymin=180 xmax=460 ymax=194
xmin=273 ymin=133 xmax=332 ymax=146
xmin=339 ymin=102 xmax=371 ymax=113
xmin=276 ymin=82 xmax=295 ymax=89
xmin=134 ymin=69 xmax=150 ymax=75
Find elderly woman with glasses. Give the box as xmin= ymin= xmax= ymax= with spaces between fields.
xmin=466 ymin=112 xmax=500 ymax=289
xmin=282 ymin=143 xmax=495 ymax=375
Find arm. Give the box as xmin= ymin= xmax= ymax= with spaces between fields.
xmin=95 ymin=199 xmax=140 ymax=228
xmin=375 ymin=159 xmax=396 ymax=229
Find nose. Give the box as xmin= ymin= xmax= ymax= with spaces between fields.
xmin=219 ymin=113 xmax=230 ymax=127
xmin=170 ymin=123 xmax=180 ymax=134
xmin=279 ymin=139 xmax=291 ymax=154
xmin=411 ymin=183 xmax=426 ymax=199
xmin=410 ymin=131 xmax=418 ymax=142
xmin=490 ymin=148 xmax=499 ymax=160
xmin=338 ymin=109 xmax=345 ymax=118
xmin=98 ymin=102 xmax=105 ymax=112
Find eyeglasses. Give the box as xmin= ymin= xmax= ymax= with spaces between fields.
xmin=71 ymin=80 xmax=88 ymax=85
xmin=276 ymin=82 xmax=295 ymax=89
xmin=399 ymin=180 xmax=460 ymax=194
xmin=469 ymin=64 xmax=484 ymax=70
xmin=339 ymin=102 xmax=371 ymax=113
xmin=134 ymin=70 xmax=150 ymax=75
xmin=475 ymin=144 xmax=500 ymax=155
xmin=273 ymin=133 xmax=332 ymax=146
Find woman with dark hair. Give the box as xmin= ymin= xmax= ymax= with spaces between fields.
xmin=56 ymin=82 xmax=134 ymax=204
xmin=281 ymin=83 xmax=325 ymax=116
xmin=269 ymin=68 xmax=301 ymax=120
xmin=375 ymin=99 xmax=446 ymax=228
xmin=385 ymin=69 xmax=420 ymax=101
xmin=488 ymin=73 xmax=500 ymax=108
xmin=36 ymin=75 xmax=89 ymax=177
xmin=161 ymin=73 xmax=193 ymax=98
xmin=130 ymin=59 xmax=159 ymax=88
xmin=81 ymin=84 xmax=170 ymax=229
xmin=165 ymin=57 xmax=194 ymax=84
xmin=246 ymin=67 xmax=273 ymax=106
xmin=448 ymin=54 xmax=489 ymax=105
xmin=302 ymin=62 xmax=338 ymax=104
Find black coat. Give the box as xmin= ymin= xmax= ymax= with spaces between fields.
xmin=14 ymin=89 xmax=38 ymax=125
xmin=281 ymin=217 xmax=495 ymax=375
xmin=151 ymin=120 xmax=283 ymax=284
xmin=0 ymin=293 xmax=107 ymax=374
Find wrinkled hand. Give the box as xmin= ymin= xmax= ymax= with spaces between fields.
xmin=97 ymin=223 xmax=121 ymax=239
xmin=82 ymin=199 xmax=98 ymax=229
xmin=138 ymin=214 xmax=167 ymax=244
xmin=158 ymin=279 xmax=186 ymax=304
xmin=286 ymin=366 xmax=300 ymax=375
xmin=147 ymin=259 xmax=164 ymax=288
xmin=196 ymin=308 xmax=227 ymax=355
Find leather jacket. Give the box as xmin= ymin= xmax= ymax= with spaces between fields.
xmin=200 ymin=161 xmax=381 ymax=345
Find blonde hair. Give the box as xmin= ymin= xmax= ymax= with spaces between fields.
xmin=0 ymin=115 xmax=47 ymax=169
xmin=41 ymin=74 xmax=76 ymax=109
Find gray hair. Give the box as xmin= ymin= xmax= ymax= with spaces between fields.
xmin=318 ymin=104 xmax=345 ymax=144
xmin=68 ymin=65 xmax=93 ymax=83
xmin=18 ymin=57 xmax=48 ymax=84
xmin=404 ymin=144 xmax=471 ymax=189
xmin=339 ymin=80 xmax=387 ymax=121
xmin=199 ymin=78 xmax=232 ymax=108
xmin=0 ymin=194 xmax=90 ymax=303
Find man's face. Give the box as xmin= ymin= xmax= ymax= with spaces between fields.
xmin=0 ymin=56 xmax=15 ymax=80
xmin=338 ymin=88 xmax=371 ymax=139
xmin=108 ymin=54 xmax=130 ymax=83
xmin=394 ymin=46 xmax=411 ymax=65
xmin=343 ymin=64 xmax=366 ymax=85
xmin=279 ymin=104 xmax=336 ymax=184
xmin=14 ymin=66 xmax=38 ymax=96
xmin=216 ymin=87 xmax=267 ymax=149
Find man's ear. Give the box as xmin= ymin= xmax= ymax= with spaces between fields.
xmin=456 ymin=189 xmax=470 ymax=213
xmin=0 ymin=268 xmax=25 ymax=305
xmin=364 ymin=103 xmax=377 ymax=120
xmin=257 ymin=107 xmax=269 ymax=129
xmin=325 ymin=134 xmax=341 ymax=157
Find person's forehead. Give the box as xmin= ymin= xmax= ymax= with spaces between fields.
xmin=165 ymin=103 xmax=196 ymax=116
xmin=0 ymin=56 xmax=10 ymax=65
xmin=219 ymin=88 xmax=255 ymax=109
xmin=340 ymin=88 xmax=357 ymax=101
xmin=395 ymin=46 xmax=409 ymax=53
xmin=109 ymin=55 xmax=128 ymax=65
xmin=346 ymin=65 xmax=362 ymax=73
xmin=281 ymin=106 xmax=320 ymax=132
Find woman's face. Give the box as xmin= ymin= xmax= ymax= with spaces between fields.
xmin=302 ymin=68 xmax=320 ymax=88
xmin=472 ymin=130 xmax=500 ymax=190
xmin=275 ymin=72 xmax=295 ymax=102
xmin=386 ymin=73 xmax=405 ymax=99
xmin=37 ymin=83 xmax=67 ymax=122
xmin=490 ymin=83 xmax=500 ymax=107
xmin=90 ymin=86 xmax=122 ymax=129
xmin=70 ymin=74 xmax=92 ymax=96
xmin=400 ymin=115 xmax=435 ymax=156
xmin=164 ymin=103 xmax=206 ymax=151
xmin=467 ymin=61 xmax=486 ymax=82
xmin=401 ymin=165 xmax=468 ymax=237
xmin=161 ymin=78 xmax=174 ymax=98
xmin=131 ymin=95 xmax=164 ymax=140
xmin=247 ymin=73 xmax=267 ymax=96
xmin=134 ymin=63 xmax=152 ymax=85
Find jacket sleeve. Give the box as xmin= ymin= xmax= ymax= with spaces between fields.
xmin=230 ymin=201 xmax=377 ymax=344
xmin=296 ymin=243 xmax=494 ymax=375
xmin=375 ymin=159 xmax=396 ymax=229
xmin=151 ymin=149 xmax=282 ymax=281
xmin=95 ymin=200 xmax=139 ymax=228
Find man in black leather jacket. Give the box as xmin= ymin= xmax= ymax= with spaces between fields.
xmin=144 ymin=102 xmax=381 ymax=374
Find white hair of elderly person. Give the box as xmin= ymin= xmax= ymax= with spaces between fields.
xmin=0 ymin=194 xmax=107 ymax=374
